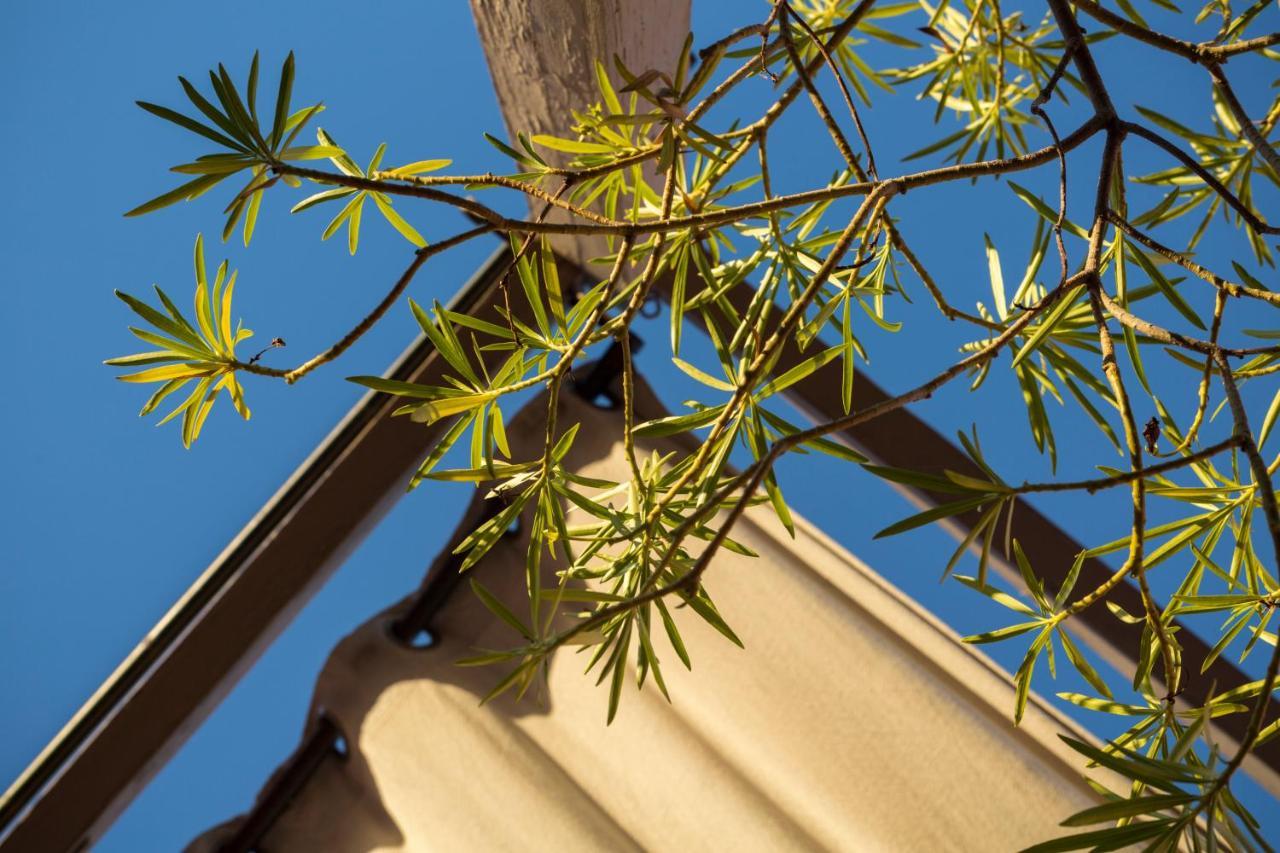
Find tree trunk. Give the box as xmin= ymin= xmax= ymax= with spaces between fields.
xmin=470 ymin=0 xmax=690 ymax=268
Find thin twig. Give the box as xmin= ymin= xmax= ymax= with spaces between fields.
xmin=1206 ymin=62 xmax=1280 ymax=180
xmin=1123 ymin=121 xmax=1280 ymax=236
xmin=1106 ymin=213 xmax=1280 ymax=307
xmin=1166 ymin=289 xmax=1228 ymax=456
xmin=1071 ymin=0 xmax=1278 ymax=61
xmin=276 ymin=118 xmax=1104 ymax=241
xmin=1196 ymin=352 xmax=1280 ymax=811
xmin=784 ymin=1 xmax=879 ymax=179
xmin=1016 ymin=437 xmax=1241 ymax=494
xmin=234 ymin=224 xmax=492 ymax=382
xmin=1095 ymin=288 xmax=1279 ymax=358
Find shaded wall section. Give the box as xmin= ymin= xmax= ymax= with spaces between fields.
xmin=192 ymin=379 xmax=1111 ymax=852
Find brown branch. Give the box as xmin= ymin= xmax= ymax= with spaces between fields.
xmin=686 ymin=0 xmax=892 ymax=206
xmin=1044 ymin=0 xmax=1116 ymax=119
xmin=697 ymin=22 xmax=769 ymax=61
xmin=274 ymin=163 xmax=516 ymax=228
xmin=1168 ymin=289 xmax=1227 ymax=456
xmin=1086 ymin=129 xmax=1180 ymax=699
xmin=368 ymin=171 xmax=624 ymax=226
xmin=234 ymin=224 xmax=492 ymax=382
xmin=1123 ymin=121 xmax=1280 ymax=236
xmin=276 ymin=119 xmax=1104 ymax=240
xmin=1015 ymin=436 xmax=1242 ymax=494
xmin=1213 ymin=31 xmax=1280 ymax=58
xmin=1034 ymin=103 xmax=1072 ymax=285
xmin=1072 ymin=0 xmax=1278 ymax=61
xmin=643 ymin=188 xmax=892 ymax=530
xmin=777 ymin=1 xmax=863 ymax=173
xmin=1095 ymin=288 xmax=1279 ymax=357
xmin=1106 ymin=213 xmax=1280 ymax=307
xmin=1206 ymin=62 xmax=1280 ymax=180
xmin=1198 ymin=351 xmax=1280 ymax=809
xmin=783 ymin=1 xmax=879 ymax=179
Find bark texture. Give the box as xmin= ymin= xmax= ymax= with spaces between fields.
xmin=470 ymin=0 xmax=691 ymax=267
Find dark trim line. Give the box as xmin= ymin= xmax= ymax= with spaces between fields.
xmin=220 ymin=342 xmax=635 ymax=851
xmin=0 ymin=249 xmax=514 ymax=853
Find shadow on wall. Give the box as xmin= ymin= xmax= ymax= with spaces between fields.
xmin=187 ymin=379 xmax=1108 ymax=852
xmin=186 ymin=390 xmax=627 ymax=853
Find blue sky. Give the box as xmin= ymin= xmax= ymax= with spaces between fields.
xmin=2 ymin=0 xmax=1278 ymax=849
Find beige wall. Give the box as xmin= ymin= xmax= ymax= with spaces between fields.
xmin=192 ymin=383 xmax=1109 ymax=852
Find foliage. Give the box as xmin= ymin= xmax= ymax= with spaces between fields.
xmin=113 ymin=1 xmax=1280 ymax=848
xmin=106 ymin=235 xmax=254 ymax=447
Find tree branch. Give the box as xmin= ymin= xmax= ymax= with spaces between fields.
xmin=1106 ymin=213 xmax=1280 ymax=307
xmin=234 ymin=224 xmax=492 ymax=382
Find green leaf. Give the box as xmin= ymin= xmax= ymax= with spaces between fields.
xmin=874 ymin=495 xmax=992 ymax=539
xmin=245 ymin=51 xmax=260 ymax=123
xmin=125 ymin=174 xmax=225 ymax=217
xmin=531 ymin=134 xmax=615 ymax=154
xmin=372 ymin=193 xmax=427 ymax=247
xmin=1130 ymin=247 xmax=1205 ymax=330
xmin=483 ymin=132 xmax=538 ymax=167
xmin=863 ymin=465 xmax=973 ymax=495
xmin=320 ymin=191 xmax=364 ymax=242
xmin=755 ymin=345 xmax=842 ymax=399
xmin=985 ymin=234 xmax=1007 ymax=320
xmin=1013 ymin=627 xmax=1051 ymax=724
xmin=943 ymin=470 xmax=1006 ymax=493
xmin=136 ymin=101 xmax=246 ymax=151
xmin=116 ymin=363 xmax=216 ymax=383
xmin=346 ymin=375 xmax=440 ymax=398
xmin=104 ymin=351 xmax=183 ymax=367
xmin=347 ymin=192 xmax=363 ymax=254
xmin=424 ymin=461 xmax=539 ymax=483
xmin=1258 ymin=385 xmax=1280 ymax=450
xmin=116 ymin=290 xmax=204 ymax=351
xmin=656 ymin=599 xmax=691 ymax=669
xmin=242 ymin=183 xmax=263 ymax=247
xmin=1020 ymin=819 xmax=1177 ymax=852
xmin=679 ymin=588 xmax=744 ymax=649
xmin=291 ymin=187 xmax=354 ymax=214
xmin=457 ymin=495 xmax=530 ymax=572
xmin=1057 ymin=628 xmax=1113 ymax=699
xmin=633 ymin=406 xmax=723 ymax=438
xmin=178 ymin=75 xmax=249 ymax=147
xmin=756 ymin=407 xmax=867 ymax=463
xmin=1011 ymin=539 xmax=1049 ymax=611
xmin=1059 ymin=735 xmax=1203 ymax=790
xmin=1012 ymin=284 xmax=1084 ymax=368
xmin=1172 ymin=593 xmax=1261 ymax=614
xmin=1056 ymin=693 xmax=1148 ymax=715
xmin=269 ymin=52 xmax=295 ymax=149
xmin=1106 ymin=601 xmax=1145 ymax=624
xmin=469 ymin=578 xmax=534 ymax=640
xmin=539 ymin=237 xmax=565 ymax=331
xmin=1008 ymin=182 xmax=1089 ymax=239
xmin=278 ymin=144 xmax=344 ymax=160
xmin=606 ymin=621 xmax=631 ymax=724
xmin=385 ymin=159 xmax=452 ymax=176
xmin=962 ymin=621 xmax=1044 ymax=644
xmin=672 ymin=358 xmax=735 ymax=392
xmin=1060 ymin=793 xmax=1193 ymax=827
xmin=410 ymin=393 xmax=497 ymax=425
xmin=953 ymin=575 xmax=1038 ymax=616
